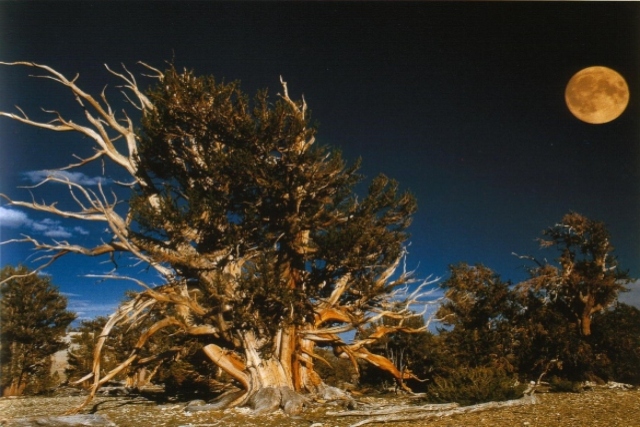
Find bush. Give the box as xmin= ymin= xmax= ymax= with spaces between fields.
xmin=590 ymin=303 xmax=640 ymax=385
xmin=426 ymin=366 xmax=526 ymax=405
xmin=161 ymin=359 xmax=214 ymax=398
xmin=158 ymin=346 xmax=224 ymax=399
xmin=548 ymin=375 xmax=583 ymax=393
xmin=314 ymin=348 xmax=358 ymax=388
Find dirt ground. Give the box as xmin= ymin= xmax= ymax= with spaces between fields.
xmin=1 ymin=387 xmax=638 ymax=427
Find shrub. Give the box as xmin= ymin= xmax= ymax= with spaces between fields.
xmin=548 ymin=375 xmax=583 ymax=393
xmin=314 ymin=348 xmax=358 ymax=388
xmin=426 ymin=366 xmax=526 ymax=405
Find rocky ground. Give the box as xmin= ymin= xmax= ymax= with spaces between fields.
xmin=1 ymin=386 xmax=638 ymax=427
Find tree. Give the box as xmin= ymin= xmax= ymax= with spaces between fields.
xmin=590 ymin=303 xmax=640 ymax=384
xmin=435 ymin=263 xmax=516 ymax=370
xmin=0 ymin=62 xmax=433 ymax=413
xmin=518 ymin=212 xmax=630 ymax=336
xmin=508 ymin=213 xmax=633 ymax=381
xmin=510 ymin=285 xmax=588 ymax=381
xmin=0 ymin=265 xmax=76 ymax=396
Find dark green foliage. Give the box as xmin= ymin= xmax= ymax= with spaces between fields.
xmin=548 ymin=376 xmax=583 ymax=393
xmin=426 ymin=366 xmax=526 ymax=405
xmin=0 ymin=265 xmax=76 ymax=396
xmin=524 ymin=212 xmax=630 ymax=336
xmin=508 ymin=213 xmax=633 ymax=382
xmin=510 ymin=287 xmax=597 ymax=382
xmin=590 ymin=303 xmax=640 ymax=384
xmin=436 ymin=264 xmax=518 ymax=371
xmin=313 ymin=348 xmax=358 ymax=388
xmin=131 ymin=66 xmax=417 ymax=349
xmin=158 ymin=345 xmax=222 ymax=399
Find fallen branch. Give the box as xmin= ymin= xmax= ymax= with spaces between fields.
xmin=347 ymin=395 xmax=538 ymax=427
xmin=327 ymin=402 xmax=459 ymax=417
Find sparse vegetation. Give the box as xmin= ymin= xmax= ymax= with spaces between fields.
xmin=426 ymin=366 xmax=526 ymax=406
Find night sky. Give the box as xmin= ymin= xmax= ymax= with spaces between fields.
xmin=1 ymin=2 xmax=639 ymax=319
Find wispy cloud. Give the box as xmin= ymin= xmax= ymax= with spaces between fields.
xmin=23 ymin=170 xmax=111 ymax=186
xmin=67 ymin=297 xmax=118 ymax=321
xmin=0 ymin=206 xmax=89 ymax=239
xmin=74 ymin=226 xmax=90 ymax=235
xmin=0 ymin=206 xmax=31 ymax=228
xmin=61 ymin=291 xmax=82 ymax=298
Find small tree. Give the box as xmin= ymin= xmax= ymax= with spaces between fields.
xmin=520 ymin=212 xmax=630 ymax=336
xmin=436 ymin=263 xmax=516 ymax=370
xmin=509 ymin=213 xmax=633 ymax=381
xmin=0 ymin=265 xmax=76 ymax=396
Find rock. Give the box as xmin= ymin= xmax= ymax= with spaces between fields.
xmin=279 ymin=387 xmax=307 ymax=415
xmin=98 ymin=387 xmax=131 ymax=396
xmin=186 ymin=399 xmax=207 ymax=407
xmin=317 ymin=385 xmax=347 ymax=400
xmin=246 ymin=387 xmax=281 ymax=414
xmin=606 ymin=381 xmax=633 ymax=390
xmin=185 ymin=389 xmax=245 ymax=412
xmin=3 ymin=414 xmax=116 ymax=427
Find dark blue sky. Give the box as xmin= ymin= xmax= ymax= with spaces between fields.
xmin=1 ymin=2 xmax=639 ymax=318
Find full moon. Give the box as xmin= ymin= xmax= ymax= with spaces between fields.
xmin=565 ymin=66 xmax=629 ymax=124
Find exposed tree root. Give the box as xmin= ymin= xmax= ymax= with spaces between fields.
xmin=279 ymin=387 xmax=308 ymax=415
xmin=247 ymin=387 xmax=283 ymax=414
xmin=185 ymin=386 xmax=310 ymax=416
xmin=185 ymin=389 xmax=247 ymax=412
